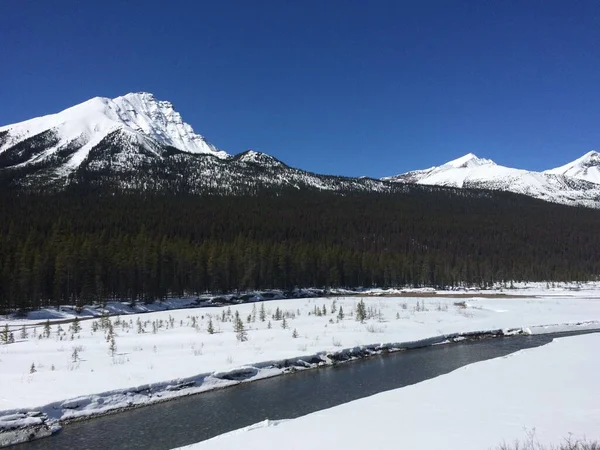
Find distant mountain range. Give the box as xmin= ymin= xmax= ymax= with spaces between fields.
xmin=1 ymin=92 xmax=599 ymax=208
xmin=383 ymin=152 xmax=600 ymax=208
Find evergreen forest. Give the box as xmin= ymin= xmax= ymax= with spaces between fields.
xmin=1 ymin=185 xmax=600 ymax=313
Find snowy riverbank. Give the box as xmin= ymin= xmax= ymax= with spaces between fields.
xmin=1 ymin=288 xmax=599 ymax=446
xmin=178 ymin=332 xmax=600 ymax=450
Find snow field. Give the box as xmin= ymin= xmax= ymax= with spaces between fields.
xmin=1 ymin=294 xmax=599 ymax=413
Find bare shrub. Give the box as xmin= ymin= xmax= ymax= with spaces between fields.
xmin=495 ymin=432 xmax=599 ymax=450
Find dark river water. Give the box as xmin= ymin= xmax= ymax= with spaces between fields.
xmin=12 ymin=331 xmax=593 ymax=450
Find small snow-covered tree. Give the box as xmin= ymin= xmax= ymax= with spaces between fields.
xmin=292 ymin=328 xmax=299 ymax=338
xmin=30 ymin=363 xmax=36 ymax=374
xmin=233 ymin=314 xmax=247 ymax=342
xmin=267 ymin=320 xmax=272 ymax=329
xmin=337 ymin=305 xmax=344 ymax=320
xmin=281 ymin=317 xmax=288 ymax=330
xmin=106 ymin=320 xmax=115 ymax=342
xmin=109 ymin=335 xmax=117 ymax=356
xmin=70 ymin=317 xmax=81 ymax=334
xmin=100 ymin=312 xmax=110 ymax=330
xmin=356 ymin=300 xmax=367 ymax=323
xmin=8 ymin=332 xmax=14 ymax=344
xmin=1 ymin=324 xmax=9 ymax=344
xmin=72 ymin=347 xmax=79 ymax=363
xmin=43 ymin=320 xmax=51 ymax=338
xmin=251 ymin=304 xmax=257 ymax=323
xmin=259 ymin=303 xmax=266 ymax=322
xmin=207 ymin=318 xmax=215 ymax=334
xmin=20 ymin=326 xmax=28 ymax=340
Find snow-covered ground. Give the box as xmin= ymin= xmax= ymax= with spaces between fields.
xmin=179 ymin=332 xmax=600 ymax=450
xmin=1 ymin=285 xmax=599 ymax=445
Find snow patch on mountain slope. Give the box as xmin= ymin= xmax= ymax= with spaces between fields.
xmin=235 ymin=150 xmax=283 ymax=166
xmin=0 ymin=93 xmax=228 ymax=171
xmin=545 ymin=150 xmax=600 ymax=184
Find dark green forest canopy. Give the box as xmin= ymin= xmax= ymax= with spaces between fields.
xmin=1 ymin=186 xmax=599 ymax=313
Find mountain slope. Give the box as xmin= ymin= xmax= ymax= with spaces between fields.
xmin=0 ymin=93 xmax=403 ymax=194
xmin=383 ymin=153 xmax=600 ymax=208
xmin=544 ymin=150 xmax=600 ymax=184
xmin=0 ymin=93 xmax=227 ymax=166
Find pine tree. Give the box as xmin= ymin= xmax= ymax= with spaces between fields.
xmin=71 ymin=316 xmax=81 ymax=334
xmin=100 ymin=311 xmax=110 ymax=330
xmin=72 ymin=347 xmax=79 ymax=363
xmin=233 ymin=313 xmax=247 ymax=342
xmin=281 ymin=317 xmax=288 ymax=329
xmin=292 ymin=328 xmax=298 ymax=338
xmin=259 ymin=302 xmax=266 ymax=322
xmin=30 ymin=363 xmax=36 ymax=374
xmin=43 ymin=320 xmax=51 ymax=338
xmin=1 ymin=324 xmax=8 ymax=344
xmin=109 ymin=335 xmax=117 ymax=356
xmin=356 ymin=299 xmax=367 ymax=323
xmin=267 ymin=320 xmax=272 ymax=329
xmin=8 ymin=332 xmax=14 ymax=344
xmin=251 ymin=303 xmax=257 ymax=322
xmin=337 ymin=305 xmax=344 ymax=320
xmin=20 ymin=326 xmax=28 ymax=339
xmin=207 ymin=318 xmax=215 ymax=334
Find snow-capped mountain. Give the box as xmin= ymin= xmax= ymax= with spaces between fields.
xmin=0 ymin=92 xmax=227 ymax=173
xmin=2 ymin=93 xmax=600 ymax=209
xmin=383 ymin=153 xmax=600 ymax=208
xmin=544 ymin=150 xmax=600 ymax=184
xmin=0 ymin=93 xmax=398 ymax=194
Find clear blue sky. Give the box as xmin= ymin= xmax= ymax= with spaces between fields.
xmin=1 ymin=0 xmax=599 ymax=177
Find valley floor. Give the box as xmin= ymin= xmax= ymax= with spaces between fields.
xmin=178 ymin=332 xmax=600 ymax=450
xmin=0 ymin=283 xmax=599 ymax=446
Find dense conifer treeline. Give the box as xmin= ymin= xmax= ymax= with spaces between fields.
xmin=1 ymin=186 xmax=599 ymax=313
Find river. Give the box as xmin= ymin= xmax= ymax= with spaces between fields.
xmin=12 ymin=332 xmax=591 ymax=450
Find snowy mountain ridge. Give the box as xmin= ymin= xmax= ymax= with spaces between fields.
xmin=0 ymin=92 xmax=227 ymax=173
xmin=1 ymin=93 xmax=600 ymax=208
xmin=544 ymin=150 xmax=600 ymax=184
xmin=383 ymin=152 xmax=600 ymax=208
xmin=0 ymin=93 xmax=399 ymax=194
